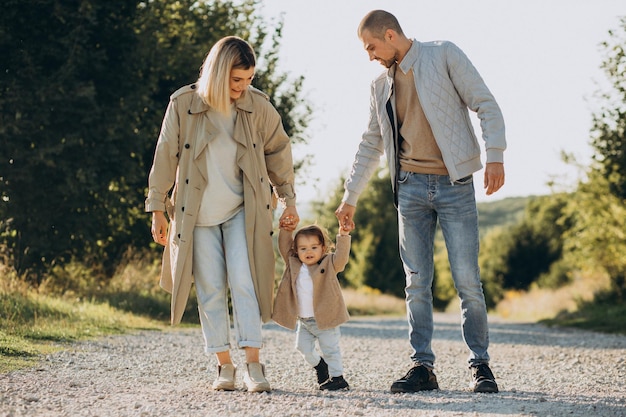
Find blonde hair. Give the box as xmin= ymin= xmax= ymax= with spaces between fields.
xmin=196 ymin=36 xmax=256 ymax=114
xmin=358 ymin=10 xmax=404 ymax=39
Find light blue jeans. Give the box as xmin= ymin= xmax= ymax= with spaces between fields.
xmin=192 ymin=209 xmax=263 ymax=353
xmin=296 ymin=318 xmax=344 ymax=377
xmin=397 ymin=171 xmax=490 ymax=367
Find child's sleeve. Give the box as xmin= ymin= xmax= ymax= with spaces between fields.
xmin=278 ymin=228 xmax=293 ymax=261
xmin=332 ymin=234 xmax=351 ymax=273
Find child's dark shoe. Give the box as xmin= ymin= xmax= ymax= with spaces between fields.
xmin=320 ymin=375 xmax=349 ymax=391
xmin=314 ymin=357 xmax=329 ymax=384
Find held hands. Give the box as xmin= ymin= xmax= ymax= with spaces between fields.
xmin=151 ymin=211 xmax=168 ymax=246
xmin=335 ymin=202 xmax=356 ymax=233
xmin=484 ymin=162 xmax=505 ymax=195
xmin=278 ymin=206 xmax=300 ymax=231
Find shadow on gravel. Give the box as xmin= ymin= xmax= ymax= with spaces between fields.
xmin=267 ymin=387 xmax=624 ymax=416
xmin=437 ymin=320 xmax=626 ymax=349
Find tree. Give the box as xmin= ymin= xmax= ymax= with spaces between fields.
xmin=562 ymin=172 xmax=626 ymax=300
xmin=478 ymin=195 xmax=571 ymax=307
xmin=566 ymin=16 xmax=626 ymax=300
xmin=0 ymin=0 xmax=142 ymax=278
xmin=0 ymin=0 xmax=311 ymax=280
xmin=590 ymin=16 xmax=626 ymax=200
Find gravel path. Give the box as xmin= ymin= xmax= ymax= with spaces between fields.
xmin=1 ymin=313 xmax=625 ymax=417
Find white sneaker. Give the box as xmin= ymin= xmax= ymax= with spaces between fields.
xmin=212 ymin=364 xmax=236 ymax=391
xmin=243 ymin=362 xmax=271 ymax=392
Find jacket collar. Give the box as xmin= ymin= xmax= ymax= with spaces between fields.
xmin=234 ymin=88 xmax=255 ymax=113
xmin=398 ymin=39 xmax=420 ymax=75
xmin=384 ymin=39 xmax=420 ymax=94
xmin=189 ymin=90 xmax=210 ymax=114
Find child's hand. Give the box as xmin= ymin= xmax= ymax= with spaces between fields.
xmin=338 ymin=225 xmax=350 ymax=236
xmin=279 ymin=215 xmax=297 ymax=231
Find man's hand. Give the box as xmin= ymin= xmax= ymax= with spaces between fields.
xmin=484 ymin=162 xmax=505 ymax=195
xmin=335 ymin=202 xmax=356 ymax=232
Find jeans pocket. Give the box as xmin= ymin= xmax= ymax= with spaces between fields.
xmin=454 ymin=175 xmax=473 ymax=185
xmin=398 ymin=170 xmax=411 ymax=184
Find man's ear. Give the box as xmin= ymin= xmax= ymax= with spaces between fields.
xmin=385 ymin=28 xmax=395 ymax=42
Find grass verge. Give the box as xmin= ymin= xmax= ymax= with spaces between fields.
xmin=540 ymin=293 xmax=626 ymax=334
xmin=343 ymin=287 xmax=405 ymax=316
xmin=0 ymin=279 xmax=165 ymax=373
xmin=492 ymin=273 xmax=625 ymax=334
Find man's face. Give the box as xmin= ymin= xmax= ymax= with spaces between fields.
xmin=361 ymin=29 xmax=398 ymax=68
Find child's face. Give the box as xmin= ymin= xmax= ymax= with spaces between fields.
xmin=296 ymin=235 xmax=325 ymax=266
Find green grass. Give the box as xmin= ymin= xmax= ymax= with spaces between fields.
xmin=541 ymin=295 xmax=626 ymax=334
xmin=477 ymin=196 xmax=531 ymax=234
xmin=0 ymin=290 xmax=165 ymax=373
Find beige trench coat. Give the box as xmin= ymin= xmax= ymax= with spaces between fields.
xmin=272 ymin=231 xmax=351 ymax=331
xmin=145 ymin=84 xmax=296 ymax=325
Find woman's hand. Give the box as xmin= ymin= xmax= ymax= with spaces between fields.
xmin=151 ymin=211 xmax=168 ymax=246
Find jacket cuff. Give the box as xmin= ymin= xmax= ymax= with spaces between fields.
xmin=336 ymin=234 xmax=352 ymax=244
xmin=486 ymin=149 xmax=504 ymax=164
xmin=274 ymin=184 xmax=297 ymax=207
xmin=145 ymin=191 xmax=167 ymax=212
xmin=342 ymin=189 xmax=360 ymax=207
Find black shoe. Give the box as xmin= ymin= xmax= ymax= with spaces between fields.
xmin=314 ymin=358 xmax=330 ymax=384
xmin=320 ymin=375 xmax=349 ymax=391
xmin=390 ymin=364 xmax=439 ymax=393
xmin=470 ymin=363 xmax=499 ymax=393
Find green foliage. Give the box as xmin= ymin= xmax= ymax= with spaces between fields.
xmin=0 ymin=0 xmax=312 ymax=281
xmin=476 ymin=196 xmax=529 ymax=234
xmin=541 ymin=291 xmax=626 ymax=335
xmin=506 ymin=195 xmax=571 ymax=289
xmin=478 ymin=194 xmax=572 ymax=307
xmin=477 ymin=227 xmax=507 ymax=307
xmin=590 ymin=16 xmax=626 ymax=200
xmin=0 ymin=269 xmax=163 ymax=372
xmin=0 ymin=0 xmax=143 ymax=277
xmin=559 ymin=17 xmax=626 ymax=301
xmin=561 ymin=172 xmax=626 ymax=300
xmin=432 ymin=238 xmax=456 ymax=309
xmin=312 ymin=167 xmax=405 ymax=296
xmin=479 ymin=18 xmax=626 ymax=309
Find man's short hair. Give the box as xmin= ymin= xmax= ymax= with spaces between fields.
xmin=358 ymin=10 xmax=404 ymax=39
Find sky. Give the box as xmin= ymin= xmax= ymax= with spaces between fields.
xmin=259 ymin=0 xmax=625 ymax=206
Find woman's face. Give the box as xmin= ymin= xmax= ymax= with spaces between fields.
xmin=229 ymin=67 xmax=255 ymax=102
xmin=296 ymin=235 xmax=325 ymax=266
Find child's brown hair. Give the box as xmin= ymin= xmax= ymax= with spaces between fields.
xmin=292 ymin=225 xmax=334 ymax=254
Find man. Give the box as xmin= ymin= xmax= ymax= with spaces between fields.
xmin=335 ymin=10 xmax=505 ymax=394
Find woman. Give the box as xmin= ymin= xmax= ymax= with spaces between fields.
xmin=145 ymin=36 xmax=299 ymax=393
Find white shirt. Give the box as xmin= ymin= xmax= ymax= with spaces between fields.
xmin=196 ymin=106 xmax=243 ymax=226
xmin=296 ymin=264 xmax=315 ymax=318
